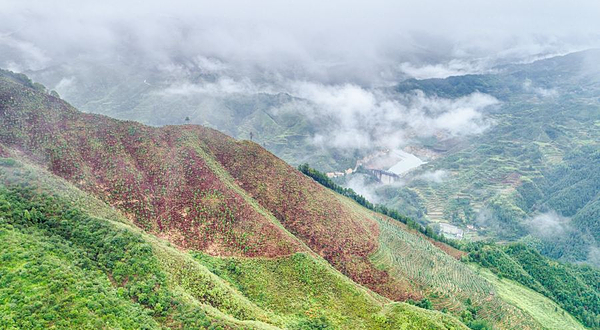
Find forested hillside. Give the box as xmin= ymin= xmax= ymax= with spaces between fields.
xmin=3 ymin=1 xmax=600 ymax=329
xmin=469 ymin=243 xmax=600 ymax=328
xmin=0 ymin=77 xmax=468 ymax=328
xmin=370 ymin=50 xmax=600 ymax=265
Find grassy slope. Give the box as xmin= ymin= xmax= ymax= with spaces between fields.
xmin=473 ymin=266 xmax=586 ymax=330
xmin=193 ymin=252 xmax=466 ymax=330
xmin=194 ymin=129 xmax=544 ymax=329
xmin=372 ymin=217 xmax=542 ymax=330
xmin=0 ymin=147 xmax=467 ymax=330
xmin=0 ymin=159 xmax=277 ymax=330
xmin=0 ymin=75 xmax=472 ymax=329
xmin=470 ymin=243 xmax=600 ymax=328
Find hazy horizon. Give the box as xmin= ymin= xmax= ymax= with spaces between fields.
xmin=2 ymin=0 xmax=600 ymax=84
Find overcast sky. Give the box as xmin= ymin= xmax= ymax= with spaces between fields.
xmin=1 ymin=0 xmax=598 ymax=163
xmin=1 ymin=0 xmax=600 ymax=83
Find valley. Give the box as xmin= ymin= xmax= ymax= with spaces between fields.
xmin=326 ymin=51 xmax=600 ymax=267
xmin=28 ymin=51 xmax=600 ymax=266
xmin=1 ymin=2 xmax=599 ymax=329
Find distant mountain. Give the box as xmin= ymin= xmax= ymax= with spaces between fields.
xmin=373 ymin=50 xmax=600 ymax=266
xmin=2 ymin=69 xmax=590 ymax=329
xmin=24 ymin=61 xmax=358 ymax=172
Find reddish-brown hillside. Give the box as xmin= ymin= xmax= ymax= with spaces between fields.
xmin=0 ymin=74 xmax=419 ymax=300
xmin=0 ymin=78 xmax=304 ymax=257
xmin=195 ymin=129 xmax=420 ymax=299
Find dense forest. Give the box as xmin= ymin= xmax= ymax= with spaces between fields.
xmin=528 ymin=146 xmax=600 ymax=262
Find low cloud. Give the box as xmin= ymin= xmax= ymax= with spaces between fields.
xmin=0 ymin=35 xmax=50 ymax=72
xmin=288 ymin=83 xmax=499 ymax=150
xmin=588 ymin=246 xmax=600 ymax=266
xmin=525 ymin=210 xmax=599 ymax=266
xmin=399 ymin=59 xmax=494 ymax=79
xmin=345 ymin=174 xmax=381 ymax=203
xmin=2 ymin=1 xmax=600 ymax=84
xmin=53 ymin=76 xmax=76 ymax=96
xmin=158 ymin=77 xmax=265 ymax=96
xmin=413 ymin=170 xmax=449 ymax=183
xmin=152 ymin=78 xmax=499 ymax=151
xmin=431 ymin=105 xmax=489 ymax=135
xmin=475 ymin=208 xmax=495 ymax=228
xmin=522 ymin=79 xmax=559 ymax=98
xmin=527 ymin=211 xmax=570 ymax=238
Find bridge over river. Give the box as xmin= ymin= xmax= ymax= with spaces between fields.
xmin=363 ymin=168 xmax=401 ymax=184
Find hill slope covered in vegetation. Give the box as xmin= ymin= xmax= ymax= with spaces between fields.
xmin=0 ymin=70 xmax=590 ymax=329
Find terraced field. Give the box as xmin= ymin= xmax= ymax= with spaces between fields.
xmin=372 ymin=217 xmax=543 ymax=329
xmin=474 ymin=265 xmax=586 ymax=330
xmin=368 ymin=52 xmax=600 ymax=262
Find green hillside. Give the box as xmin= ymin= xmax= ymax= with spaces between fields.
xmin=1 ymin=68 xmax=594 ymax=329
xmin=24 ymin=51 xmax=600 ymax=267
xmin=0 ymin=161 xmax=275 ymax=329
xmin=0 ymin=153 xmax=467 ymax=330
xmin=474 ymin=266 xmax=586 ymax=330
xmin=0 ymin=69 xmax=475 ymax=329
xmin=469 ymin=243 xmax=600 ymax=328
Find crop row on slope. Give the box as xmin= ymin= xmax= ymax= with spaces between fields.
xmin=0 ymin=76 xmax=303 ymax=257
xmin=372 ymin=217 xmax=543 ymax=330
xmin=473 ymin=265 xmax=586 ymax=330
xmin=469 ymin=243 xmax=600 ymax=328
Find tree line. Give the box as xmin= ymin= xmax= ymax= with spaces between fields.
xmin=297 ymin=164 xmax=460 ymax=249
